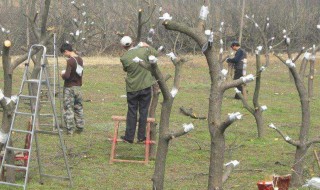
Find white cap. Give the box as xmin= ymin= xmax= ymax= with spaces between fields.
xmin=120 ymin=36 xmax=132 ymax=47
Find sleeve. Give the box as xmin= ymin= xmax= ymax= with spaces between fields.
xmin=227 ymin=50 xmax=244 ymax=64
xmin=62 ymin=60 xmax=72 ymax=79
xmin=120 ymin=58 xmax=127 ymax=72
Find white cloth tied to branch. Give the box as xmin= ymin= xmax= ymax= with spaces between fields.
xmin=166 ymin=52 xmax=177 ymax=60
xmin=228 ymin=112 xmax=242 ymax=121
xmin=285 ymin=59 xmax=295 ymax=68
xmin=183 ymin=123 xmax=194 ymax=133
xmin=132 ymin=57 xmax=143 ymax=63
xmin=224 ymin=160 xmax=239 ymax=167
xmin=241 ymin=74 xmax=255 ymax=83
xmin=268 ymin=123 xmax=277 ymax=129
xmin=148 ymin=55 xmax=158 ymax=64
xmin=199 ymin=6 xmax=209 ymax=20
xmin=0 ymin=130 xmax=8 ymax=144
xmin=159 ymin=13 xmax=172 ymax=21
xmin=170 ymin=87 xmax=178 ymax=98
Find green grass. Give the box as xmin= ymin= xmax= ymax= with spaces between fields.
xmin=1 ymin=56 xmax=320 ymax=190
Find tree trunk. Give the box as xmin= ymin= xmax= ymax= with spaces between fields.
xmin=149 ymin=84 xmax=160 ymax=159
xmin=152 ymin=100 xmax=173 ymax=190
xmin=290 ymin=146 xmax=307 ymax=187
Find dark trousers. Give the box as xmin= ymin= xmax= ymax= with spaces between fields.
xmin=125 ymin=87 xmax=152 ymax=141
xmin=233 ymin=69 xmax=243 ymax=99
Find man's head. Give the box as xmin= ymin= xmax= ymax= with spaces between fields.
xmin=60 ymin=43 xmax=73 ymax=57
xmin=230 ymin=41 xmax=240 ymax=51
xmin=120 ymin=36 xmax=133 ymax=49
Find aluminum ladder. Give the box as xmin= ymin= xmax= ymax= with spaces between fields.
xmin=0 ymin=44 xmax=72 ymax=189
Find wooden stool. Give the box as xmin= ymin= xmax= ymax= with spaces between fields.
xmin=108 ymin=116 xmax=155 ymax=164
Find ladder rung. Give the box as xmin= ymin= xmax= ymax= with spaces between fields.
xmin=6 ymin=146 xmax=30 ymax=152
xmin=25 ymin=79 xmax=46 ymax=84
xmin=40 ymin=114 xmax=54 ymax=117
xmin=15 ymin=112 xmax=34 ymax=116
xmin=19 ymin=95 xmax=37 ymax=99
xmin=3 ymin=164 xmax=27 ymax=170
xmin=11 ymin=129 xmax=32 ymax=134
xmin=0 ymin=181 xmax=24 ymax=187
xmin=36 ymin=130 xmax=58 ymax=135
xmin=46 ymin=54 xmax=55 ymax=57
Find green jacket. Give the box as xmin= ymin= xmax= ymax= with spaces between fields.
xmin=120 ymin=46 xmax=158 ymax=92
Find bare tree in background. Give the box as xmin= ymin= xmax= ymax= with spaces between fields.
xmin=271 ymin=30 xmax=320 ymax=187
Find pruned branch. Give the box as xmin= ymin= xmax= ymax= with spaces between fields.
xmin=164 ymin=123 xmax=194 ymax=140
xmin=269 ymin=124 xmax=300 ymax=147
xmin=179 ymin=106 xmax=206 ymax=120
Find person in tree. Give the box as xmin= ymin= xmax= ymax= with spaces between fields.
xmin=226 ymin=41 xmax=247 ymax=99
xmin=60 ymin=43 xmax=85 ymax=135
xmin=119 ymin=36 xmax=157 ymax=143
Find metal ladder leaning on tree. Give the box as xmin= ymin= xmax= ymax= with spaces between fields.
xmin=0 ymin=44 xmax=72 ymax=189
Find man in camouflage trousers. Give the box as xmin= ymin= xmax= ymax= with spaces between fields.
xmin=60 ymin=43 xmax=85 ymax=135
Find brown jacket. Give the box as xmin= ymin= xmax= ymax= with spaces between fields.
xmin=62 ymin=56 xmax=83 ymax=87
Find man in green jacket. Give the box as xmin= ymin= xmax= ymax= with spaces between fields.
xmin=119 ymin=36 xmax=158 ymax=143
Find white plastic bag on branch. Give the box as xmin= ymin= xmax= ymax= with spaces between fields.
xmin=199 ymin=6 xmax=209 ymax=20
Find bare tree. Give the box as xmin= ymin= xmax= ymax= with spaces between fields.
xmin=271 ymin=32 xmax=318 ymax=187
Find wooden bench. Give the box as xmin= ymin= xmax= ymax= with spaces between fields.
xmin=108 ymin=116 xmax=155 ymax=164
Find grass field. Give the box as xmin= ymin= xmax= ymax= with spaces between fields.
xmin=1 ymin=54 xmax=320 ymax=190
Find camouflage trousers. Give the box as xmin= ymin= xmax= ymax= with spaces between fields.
xmin=63 ymin=86 xmax=84 ymax=131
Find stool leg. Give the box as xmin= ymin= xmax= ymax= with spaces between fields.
xmin=144 ymin=122 xmax=151 ymax=164
xmin=109 ymin=121 xmax=120 ymax=164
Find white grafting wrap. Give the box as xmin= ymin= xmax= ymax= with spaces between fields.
xmin=241 ymin=74 xmax=255 ymax=83
xmin=61 ymin=70 xmax=66 ymax=75
xmin=303 ymin=177 xmax=320 ymax=188
xmin=317 ymin=25 xmax=320 ymax=29
xmin=286 ymin=37 xmax=291 ymax=44
xmin=310 ymin=56 xmax=316 ymax=61
xmin=255 ymin=23 xmax=259 ymax=28
xmin=183 ymin=123 xmax=194 ymax=133
xmin=260 ymin=66 xmax=266 ymax=72
xmin=219 ymin=48 xmax=223 ymax=54
xmin=204 ymin=30 xmax=211 ymax=36
xmin=166 ymin=52 xmax=177 ymax=60
xmin=224 ymin=160 xmax=239 ymax=167
xmin=199 ymin=6 xmax=209 ymax=20
xmin=132 ymin=57 xmax=143 ymax=63
xmin=220 ymin=39 xmax=223 ymax=45
xmin=304 ymin=52 xmax=311 ymax=60
xmin=0 ymin=130 xmax=8 ymax=144
xmin=228 ymin=112 xmax=242 ymax=121
xmin=221 ymin=69 xmax=228 ymax=77
xmin=157 ymin=46 xmax=164 ymax=51
xmin=268 ymin=123 xmax=277 ymax=129
xmin=285 ymin=136 xmax=291 ymax=141
xmin=0 ymin=89 xmax=4 ymax=101
xmin=159 ymin=13 xmax=172 ymax=21
xmin=170 ymin=87 xmax=178 ymax=98
xmin=285 ymin=59 xmax=295 ymax=68
xmin=208 ymin=33 xmax=213 ymax=43
xmin=148 ymin=55 xmax=158 ymax=64
xmin=5 ymin=97 xmax=11 ymax=105
xmin=234 ymin=88 xmax=241 ymax=94
xmin=260 ymin=105 xmax=268 ymax=111
xmin=11 ymin=95 xmax=18 ymax=104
